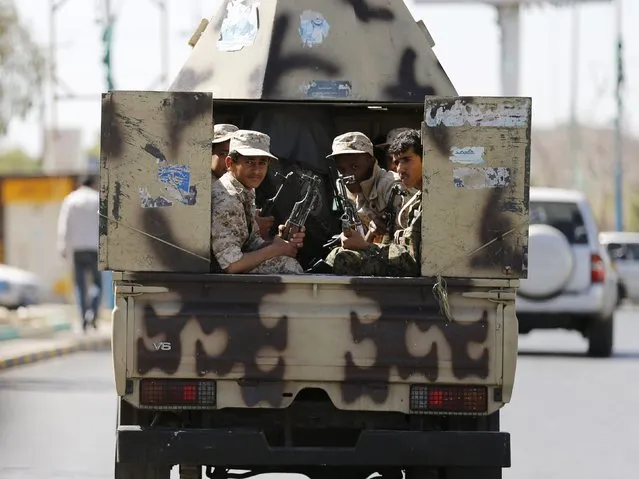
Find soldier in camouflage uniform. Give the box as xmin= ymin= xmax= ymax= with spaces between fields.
xmin=325 ymin=129 xmax=423 ymax=277
xmin=211 ymin=130 xmax=305 ymax=274
xmin=211 ymin=124 xmax=238 ymax=183
xmin=327 ymin=132 xmax=407 ymax=240
xmin=211 ymin=123 xmax=274 ymax=239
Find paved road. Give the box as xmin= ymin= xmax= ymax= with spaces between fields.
xmin=1 ymin=308 xmax=638 ymax=479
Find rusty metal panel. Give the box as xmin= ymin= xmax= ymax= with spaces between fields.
xmin=170 ymin=0 xmax=457 ymax=101
xmin=421 ymin=96 xmax=532 ymax=280
xmin=99 ymin=91 xmax=213 ymax=273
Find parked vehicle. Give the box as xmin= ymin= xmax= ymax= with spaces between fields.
xmin=599 ymin=231 xmax=639 ymax=304
xmin=516 ymin=187 xmax=618 ymax=357
xmin=0 ymin=264 xmax=42 ymax=309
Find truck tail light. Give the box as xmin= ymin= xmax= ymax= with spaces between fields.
xmin=140 ymin=379 xmax=216 ymax=408
xmin=410 ymin=385 xmax=487 ymax=413
xmin=591 ymin=253 xmax=605 ymax=283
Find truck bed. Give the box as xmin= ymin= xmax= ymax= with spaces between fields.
xmin=112 ymin=273 xmax=518 ymax=415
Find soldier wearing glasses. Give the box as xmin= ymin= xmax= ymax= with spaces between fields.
xmin=210 ymin=130 xmax=305 ymax=274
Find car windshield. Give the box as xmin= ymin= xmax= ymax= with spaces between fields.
xmin=529 ymin=201 xmax=588 ymax=244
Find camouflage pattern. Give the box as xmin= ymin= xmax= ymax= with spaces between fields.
xmin=111 ymin=271 xmax=519 ymax=416
xmin=99 ymin=91 xmax=213 ymax=273
xmin=212 ymin=123 xmax=238 ymax=144
xmin=170 ymin=0 xmax=458 ymax=101
xmin=230 ymin=129 xmax=278 ymax=159
xmin=421 ymin=96 xmax=531 ymax=280
xmin=327 ymin=132 xmax=375 ymax=158
xmin=375 ymin=127 xmax=413 ymax=148
xmin=326 ymin=191 xmax=422 ymax=277
xmin=352 ymin=164 xmax=406 ymax=230
xmin=211 ymin=172 xmax=303 ymax=274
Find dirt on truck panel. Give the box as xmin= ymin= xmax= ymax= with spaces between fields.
xmin=115 ymin=275 xmax=507 ymax=412
xmin=170 ymin=0 xmax=457 ymax=101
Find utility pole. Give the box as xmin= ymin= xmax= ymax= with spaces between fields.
xmin=613 ymin=0 xmax=624 ymax=231
xmin=569 ymin=1 xmax=583 ymax=191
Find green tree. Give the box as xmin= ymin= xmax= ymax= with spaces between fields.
xmin=0 ymin=147 xmax=40 ymax=174
xmin=0 ymin=0 xmax=46 ymax=135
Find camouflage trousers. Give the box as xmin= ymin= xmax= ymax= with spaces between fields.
xmin=325 ymin=244 xmax=419 ymax=277
xmin=249 ymin=255 xmax=304 ymax=274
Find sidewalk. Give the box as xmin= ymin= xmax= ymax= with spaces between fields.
xmin=0 ymin=304 xmax=111 ymax=371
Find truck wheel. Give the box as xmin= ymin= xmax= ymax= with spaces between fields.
xmin=114 ymin=463 xmax=171 ymax=479
xmin=587 ymin=316 xmax=614 ymax=358
xmin=179 ymin=464 xmax=202 ymax=479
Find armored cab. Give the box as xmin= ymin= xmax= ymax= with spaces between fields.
xmin=104 ymin=2 xmax=532 ymax=479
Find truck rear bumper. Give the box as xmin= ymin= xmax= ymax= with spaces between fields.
xmin=116 ymin=426 xmax=510 ymax=467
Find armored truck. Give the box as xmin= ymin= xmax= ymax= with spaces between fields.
xmin=102 ymin=1 xmax=531 ymax=478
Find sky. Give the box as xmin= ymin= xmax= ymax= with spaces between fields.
xmin=2 ymin=0 xmax=637 ymax=158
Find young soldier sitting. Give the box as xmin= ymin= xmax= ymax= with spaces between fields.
xmin=211 ymin=123 xmax=274 ymax=239
xmin=324 ymin=129 xmax=423 ymax=277
xmin=327 ymin=131 xmax=407 ymax=241
xmin=211 ymin=130 xmax=305 ymax=274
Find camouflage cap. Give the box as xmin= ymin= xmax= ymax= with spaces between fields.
xmin=327 ymin=132 xmax=374 ymax=158
xmin=375 ymin=127 xmax=413 ymax=148
xmin=229 ymin=130 xmax=278 ymax=160
xmin=212 ymin=124 xmax=239 ymax=144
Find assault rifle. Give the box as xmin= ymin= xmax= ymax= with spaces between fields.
xmin=375 ymin=183 xmax=408 ymax=242
xmin=280 ymin=173 xmax=322 ymax=241
xmin=322 ymin=174 xmax=366 ymax=249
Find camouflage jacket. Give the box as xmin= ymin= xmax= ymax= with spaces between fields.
xmin=346 ymin=163 xmax=407 ymax=230
xmin=392 ymin=189 xmax=422 ymax=259
xmin=211 ymin=172 xmax=265 ymax=270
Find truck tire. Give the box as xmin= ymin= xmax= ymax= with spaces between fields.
xmin=114 ymin=463 xmax=171 ymax=479
xmin=587 ymin=316 xmax=614 ymax=358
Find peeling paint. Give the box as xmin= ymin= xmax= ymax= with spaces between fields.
xmin=299 ymin=10 xmax=330 ymax=47
xmin=217 ymin=0 xmax=260 ymax=52
xmin=453 ymin=167 xmax=511 ymax=189
xmin=449 ymin=146 xmax=485 ymax=165
xmin=143 ymin=144 xmax=167 ymax=164
xmin=112 ymin=181 xmax=122 ymax=220
xmin=426 ymin=100 xmax=528 ymax=128
xmin=139 ymin=188 xmax=173 ymax=209
xmin=157 ymin=165 xmax=197 ymax=205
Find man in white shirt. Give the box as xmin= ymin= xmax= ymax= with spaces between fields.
xmin=57 ymin=176 xmax=101 ymax=332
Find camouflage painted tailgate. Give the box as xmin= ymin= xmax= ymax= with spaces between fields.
xmin=113 ymin=274 xmax=518 ymax=414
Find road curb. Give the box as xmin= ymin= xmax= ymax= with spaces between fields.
xmin=0 ymin=335 xmax=111 ymax=371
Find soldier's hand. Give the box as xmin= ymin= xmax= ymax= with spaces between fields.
xmin=278 ymin=225 xmax=305 ymax=248
xmin=368 ymin=219 xmax=387 ymax=235
xmin=341 ymin=230 xmax=368 ymax=250
xmin=255 ymin=212 xmax=275 ymax=239
xmin=272 ymin=235 xmax=298 ymax=258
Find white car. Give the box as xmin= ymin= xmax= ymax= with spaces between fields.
xmin=599 ymin=231 xmax=639 ymax=304
xmin=516 ymin=187 xmax=618 ymax=357
xmin=0 ymin=264 xmax=43 ymax=309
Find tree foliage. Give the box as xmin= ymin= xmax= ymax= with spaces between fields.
xmin=0 ymin=0 xmax=45 ymax=135
xmin=0 ymin=147 xmax=40 ymax=174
